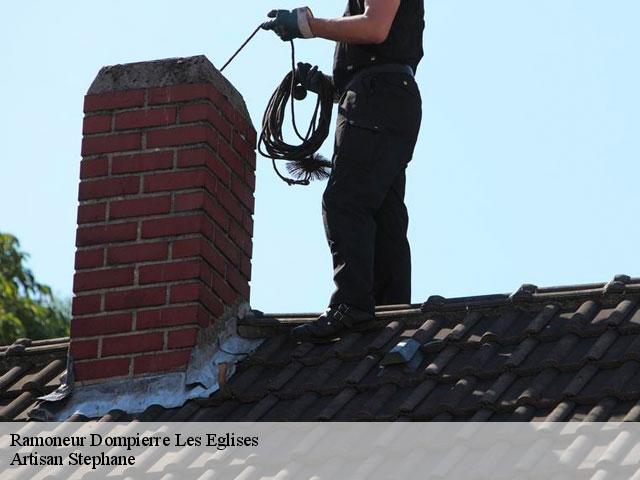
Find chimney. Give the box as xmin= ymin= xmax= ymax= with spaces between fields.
xmin=69 ymin=56 xmax=256 ymax=385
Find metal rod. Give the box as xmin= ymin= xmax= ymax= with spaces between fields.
xmin=219 ymin=25 xmax=262 ymax=72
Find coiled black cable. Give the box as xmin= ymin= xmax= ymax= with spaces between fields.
xmin=258 ymin=41 xmax=334 ymax=186
xmin=221 ymin=28 xmax=334 ymax=186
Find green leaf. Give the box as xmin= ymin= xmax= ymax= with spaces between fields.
xmin=0 ymin=233 xmax=70 ymax=345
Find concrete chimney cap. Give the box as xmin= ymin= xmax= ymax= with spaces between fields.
xmin=87 ymin=55 xmax=250 ymax=120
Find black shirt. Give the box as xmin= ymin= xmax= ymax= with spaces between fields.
xmin=332 ymin=0 xmax=425 ymax=91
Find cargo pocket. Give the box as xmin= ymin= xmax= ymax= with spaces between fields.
xmin=334 ymin=114 xmax=384 ymax=173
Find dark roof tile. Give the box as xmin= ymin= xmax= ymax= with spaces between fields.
xmin=244 ymin=394 xmax=280 ymax=421
xmin=619 ymin=306 xmax=640 ymax=333
xmin=481 ymin=372 xmax=517 ymax=406
xmin=317 ymin=388 xmax=357 ymax=421
xmin=560 ymin=336 xmax=600 ymax=368
xmin=602 ymin=334 xmax=638 ymax=362
xmin=544 ymin=400 xmax=575 ymax=421
xmin=518 ymin=369 xmax=557 ymax=405
xmin=4 ymin=279 xmax=640 ymax=422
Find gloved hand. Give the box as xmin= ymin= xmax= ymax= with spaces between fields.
xmin=261 ymin=7 xmax=315 ymax=41
xmin=296 ymin=62 xmax=325 ymax=94
xmin=296 ymin=62 xmax=339 ymax=102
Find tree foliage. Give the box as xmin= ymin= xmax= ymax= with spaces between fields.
xmin=0 ymin=233 xmax=70 ymax=345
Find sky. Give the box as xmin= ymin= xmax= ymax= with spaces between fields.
xmin=1 ymin=0 xmax=639 ymax=314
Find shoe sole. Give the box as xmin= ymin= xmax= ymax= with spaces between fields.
xmin=291 ymin=319 xmax=379 ymax=344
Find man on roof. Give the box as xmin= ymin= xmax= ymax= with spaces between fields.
xmin=262 ymin=0 xmax=425 ymax=342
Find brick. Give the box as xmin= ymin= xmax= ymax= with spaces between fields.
xmin=216 ymin=184 xmax=243 ymax=222
xmin=110 ymin=195 xmax=171 ymax=219
xmin=75 ymin=248 xmax=104 ymax=270
xmin=240 ymin=256 xmax=252 ymax=280
xmin=115 ymin=107 xmax=176 ymax=130
xmin=105 ymin=286 xmax=166 ymax=311
xmin=75 ymin=358 xmax=130 ymax=381
xmin=231 ymin=175 xmax=255 ymax=213
xmin=107 ymin=242 xmax=169 ymax=265
xmin=245 ymin=167 xmax=256 ymax=192
xmin=167 ymin=328 xmax=198 ymax=349
xmin=143 ymin=170 xmax=213 ymax=194
xmin=226 ymin=264 xmax=249 ymax=299
xmin=83 ymin=115 xmax=112 ymax=134
xmin=71 ymin=295 xmax=101 ymax=315
xmin=141 ymin=215 xmax=202 ymax=238
xmin=205 ymin=199 xmax=230 ymax=231
xmin=112 ymin=151 xmax=173 ymax=174
xmin=218 ymin=139 xmax=244 ymax=178
xmin=234 ymin=116 xmax=257 ymax=147
xmin=220 ymin=101 xmax=238 ymax=124
xmin=137 ymin=305 xmax=200 ymax=329
xmin=147 ymin=125 xmax=218 ymax=150
xmin=232 ymin=132 xmax=255 ymax=162
xmin=71 ymin=313 xmax=132 ymax=336
xmin=73 ymin=267 xmax=134 ymax=292
xmin=196 ymin=305 xmax=214 ymax=327
xmin=177 ymin=148 xmax=231 ymax=186
xmin=79 ymin=176 xmax=139 ymax=201
xmin=201 ymin=218 xmax=215 ymax=243
xmin=169 ymin=281 xmax=225 ymax=317
xmin=139 ymin=260 xmax=201 ymax=284
xmin=214 ymin=231 xmax=240 ymax=264
xmin=179 ymin=103 xmax=232 ymax=141
xmin=178 ymin=104 xmax=211 ymax=123
xmin=229 ymin=220 xmax=252 ymax=256
xmin=210 ymin=120 xmax=234 ymax=146
xmin=80 ymin=157 xmax=108 ymax=179
xmin=174 ymin=192 xmax=205 ymax=211
xmin=212 ymin=272 xmax=239 ymax=306
xmin=77 ymin=203 xmax=107 ymax=224
xmin=76 ymin=223 xmax=137 ymax=247
xmin=175 ymin=193 xmax=229 ymax=231
xmin=81 ymin=132 xmax=141 ymax=156
xmin=243 ymin=213 xmax=254 ymax=237
xmin=84 ymin=90 xmax=145 ymax=113
xmin=172 ymin=236 xmax=230 ymax=277
xmin=134 ymin=350 xmax=190 ymax=375
xmin=200 ymin=287 xmax=224 ymax=317
xmin=148 ymin=83 xmax=222 ymax=106
xmin=102 ymin=332 xmax=164 ymax=357
xmin=169 ymin=282 xmax=201 ymax=303
xmin=247 ymin=151 xmax=257 ymax=170
xmin=171 ymin=238 xmax=201 ymax=258
xmin=69 ymin=339 xmax=99 ymax=360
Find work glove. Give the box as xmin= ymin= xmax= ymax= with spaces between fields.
xmin=296 ymin=62 xmax=339 ymax=102
xmin=261 ymin=7 xmax=315 ymax=41
xmin=296 ymin=62 xmax=325 ymax=94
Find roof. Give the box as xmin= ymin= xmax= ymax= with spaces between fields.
xmin=0 ymin=337 xmax=68 ymax=421
xmin=3 ymin=276 xmax=640 ymax=422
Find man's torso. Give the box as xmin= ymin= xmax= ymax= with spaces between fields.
xmin=333 ymin=0 xmax=425 ymax=92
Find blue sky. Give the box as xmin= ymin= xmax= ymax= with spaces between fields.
xmin=1 ymin=0 xmax=639 ymax=313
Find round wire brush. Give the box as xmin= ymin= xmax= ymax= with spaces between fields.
xmin=286 ymin=154 xmax=332 ymax=183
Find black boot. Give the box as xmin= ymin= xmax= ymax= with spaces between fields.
xmin=291 ymin=304 xmax=377 ymax=343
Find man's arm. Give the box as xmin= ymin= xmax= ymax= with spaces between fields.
xmin=308 ymin=0 xmax=401 ymax=45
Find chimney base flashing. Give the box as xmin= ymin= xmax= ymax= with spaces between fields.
xmin=35 ymin=330 xmax=262 ymax=421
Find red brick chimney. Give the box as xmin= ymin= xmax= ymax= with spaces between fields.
xmin=69 ymin=56 xmax=256 ymax=385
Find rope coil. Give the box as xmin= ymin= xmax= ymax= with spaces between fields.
xmin=221 ymin=28 xmax=333 ymax=186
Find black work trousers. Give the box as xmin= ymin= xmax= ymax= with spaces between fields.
xmin=323 ymin=70 xmax=422 ymax=314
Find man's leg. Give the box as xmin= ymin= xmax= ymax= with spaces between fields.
xmin=373 ymin=170 xmax=411 ymax=306
xmin=322 ymin=119 xmax=407 ymax=315
xmin=322 ymin=163 xmax=380 ymax=315
xmin=293 ymin=72 xmax=421 ymax=342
